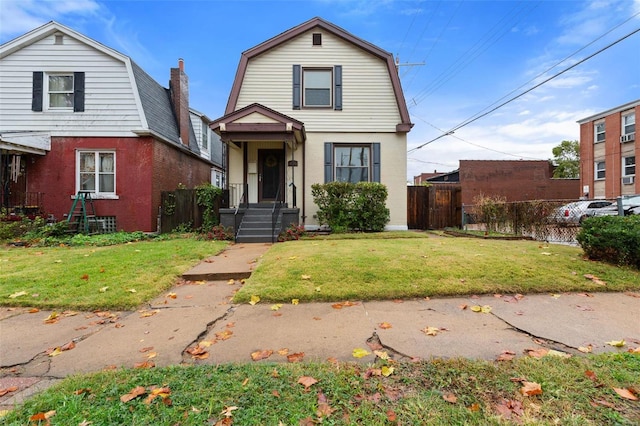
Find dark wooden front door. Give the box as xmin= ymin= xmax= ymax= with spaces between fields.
xmin=258 ymin=149 xmax=284 ymax=202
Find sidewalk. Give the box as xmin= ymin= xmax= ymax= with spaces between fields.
xmin=1 ymin=242 xmax=639 ymax=411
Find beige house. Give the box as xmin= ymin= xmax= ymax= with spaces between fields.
xmin=212 ymin=17 xmax=413 ymax=241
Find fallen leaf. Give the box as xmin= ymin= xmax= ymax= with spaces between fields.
xmin=374 ymin=350 xmax=389 ymax=360
xmin=139 ymin=346 xmax=154 ymax=353
xmin=546 ymin=349 xmax=571 ymax=358
xmin=139 ymin=310 xmax=159 ymax=318
xmin=578 ymin=345 xmax=593 ymax=353
xmin=468 ymin=403 xmax=481 ymax=412
xmin=80 ymin=274 xmax=89 ymax=280
xmin=43 ymin=312 xmax=59 ymax=324
xmin=60 ymin=341 xmax=76 ymax=351
xmin=227 ymin=279 xmax=235 ymax=285
xmin=48 ymin=347 xmax=62 ymax=357
xmin=421 ymin=326 xmax=441 ymax=336
xmin=443 ymin=393 xmax=458 ymax=403
xmin=133 ymin=360 xmax=155 ymax=369
xmin=628 ymin=347 xmax=640 ymax=354
xmin=381 ymin=366 xmax=395 ymax=377
xmin=497 ymin=350 xmax=516 ymax=361
xmin=120 ymin=386 xmax=146 ymax=403
xmin=316 ymin=391 xmax=334 ymax=417
xmin=291 ymin=299 xmax=299 ymax=305
xmin=287 ymin=352 xmax=305 ymax=363
xmin=251 ymin=349 xmax=273 ymax=361
xmin=0 ymin=386 xmax=18 ymax=397
xmin=249 ymin=295 xmax=260 ymax=305
xmin=277 ymin=348 xmax=289 ymax=356
xmin=386 ymin=409 xmax=397 ymax=422
xmin=520 ymin=381 xmax=543 ymax=396
xmin=379 ymin=322 xmax=392 ymax=329
xmin=495 ymin=399 xmax=523 ymax=419
xmin=270 ymin=304 xmax=283 ymax=311
xmin=301 ymin=274 xmax=311 ymax=280
xmin=99 ymin=286 xmax=109 ymax=293
xmin=607 ymin=340 xmax=626 ymax=347
xmin=215 ymin=330 xmax=234 ymax=340
xmin=166 ymin=292 xmax=177 ymax=299
xmin=127 ymin=288 xmax=137 ymax=293
xmin=9 ymin=290 xmax=28 ymax=299
xmin=28 ymin=308 xmax=40 ymax=313
xmin=297 ymin=376 xmax=318 ymax=390
xmin=526 ymin=348 xmax=549 ymax=358
xmin=352 ymin=348 xmax=371 ymax=358
xmin=470 ymin=305 xmax=492 ymax=313
xmin=613 ymin=388 xmax=637 ymax=400
xmin=220 ymin=405 xmax=238 ymax=418
xmin=459 ymin=303 xmax=468 ymax=310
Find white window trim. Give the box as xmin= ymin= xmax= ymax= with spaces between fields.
xmin=622 ymin=111 xmax=635 ymax=136
xmin=46 ymin=73 xmax=74 ymax=111
xmin=303 ymin=67 xmax=333 ymax=108
xmin=75 ymin=150 xmax=118 ymax=199
xmin=594 ymin=161 xmax=606 ymax=180
xmin=334 ymin=144 xmax=371 ymax=183
xmin=623 ymin=156 xmax=636 ymax=177
xmin=594 ymin=121 xmax=605 ymax=143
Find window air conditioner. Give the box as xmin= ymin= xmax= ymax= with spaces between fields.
xmin=622 ymin=176 xmax=635 ymax=185
xmin=620 ymin=133 xmax=635 ymax=143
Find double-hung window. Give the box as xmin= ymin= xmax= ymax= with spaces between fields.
xmin=48 ymin=74 xmax=74 ymax=108
xmin=78 ymin=151 xmax=116 ymax=195
xmin=594 ymin=122 xmax=605 ymax=143
xmin=32 ymin=71 xmax=85 ymax=112
xmin=595 ymin=161 xmax=606 ymax=180
xmin=623 ymin=156 xmax=636 ymax=177
xmin=303 ymin=69 xmax=332 ymax=107
xmin=622 ymin=112 xmax=635 ymax=135
xmin=335 ymin=145 xmax=370 ymax=183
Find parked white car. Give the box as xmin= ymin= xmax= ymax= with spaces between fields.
xmin=592 ymin=195 xmax=640 ymax=217
xmin=550 ymin=200 xmax=614 ymax=224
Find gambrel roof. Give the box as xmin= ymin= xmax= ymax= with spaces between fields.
xmin=225 ymin=17 xmax=413 ymax=132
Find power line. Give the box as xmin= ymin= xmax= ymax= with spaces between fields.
xmin=407 ymin=26 xmax=640 ymax=154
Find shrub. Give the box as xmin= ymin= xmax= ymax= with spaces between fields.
xmin=311 ymin=182 xmax=390 ymax=232
xmin=196 ymin=183 xmax=223 ymax=230
xmin=577 ymin=215 xmax=640 ymax=268
xmin=278 ymin=223 xmax=306 ymax=241
xmin=200 ymin=225 xmax=233 ymax=241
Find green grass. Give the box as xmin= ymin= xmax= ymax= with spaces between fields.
xmin=1 ymin=353 xmax=638 ymax=425
xmin=0 ymin=237 xmax=227 ymax=310
xmin=234 ymin=235 xmax=640 ymax=303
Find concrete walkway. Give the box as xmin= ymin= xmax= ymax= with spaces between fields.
xmin=1 ymin=242 xmax=639 ymax=411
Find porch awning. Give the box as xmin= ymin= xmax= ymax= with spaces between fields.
xmin=0 ymin=132 xmax=51 ymax=155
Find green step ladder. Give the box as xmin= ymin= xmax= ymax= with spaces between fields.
xmin=66 ymin=191 xmax=99 ymax=234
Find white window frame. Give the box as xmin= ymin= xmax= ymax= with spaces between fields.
xmin=622 ymin=112 xmax=635 ymax=136
xmin=201 ymin=124 xmax=209 ymax=151
xmin=46 ymin=73 xmax=74 ymax=110
xmin=594 ymin=121 xmax=605 ymax=143
xmin=303 ymin=68 xmax=332 ymax=108
xmin=623 ymin=156 xmax=636 ymax=177
xmin=334 ymin=144 xmax=371 ymax=183
xmin=595 ymin=161 xmax=606 ymax=180
xmin=76 ymin=150 xmax=118 ymax=199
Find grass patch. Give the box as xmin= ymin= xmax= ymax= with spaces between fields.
xmin=1 ymin=237 xmax=227 ymax=310
xmin=1 ymin=353 xmax=638 ymax=425
xmin=235 ymin=235 xmax=640 ymax=303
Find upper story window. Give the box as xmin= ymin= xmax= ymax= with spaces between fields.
xmin=32 ymin=71 xmax=85 ymax=112
xmin=622 ymin=112 xmax=635 ymax=135
xmin=623 ymin=156 xmax=636 ymax=177
xmin=303 ymin=68 xmax=332 ymax=107
xmin=595 ymin=161 xmax=606 ymax=180
xmin=201 ymin=122 xmax=209 ymax=150
xmin=594 ymin=122 xmax=605 ymax=143
xmin=78 ymin=151 xmax=116 ymax=196
xmin=335 ymin=145 xmax=370 ymax=183
xmin=48 ymin=74 xmax=74 ymax=109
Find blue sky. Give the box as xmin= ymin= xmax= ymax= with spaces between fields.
xmin=1 ymin=0 xmax=639 ymax=181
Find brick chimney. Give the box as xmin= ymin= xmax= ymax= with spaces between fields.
xmin=170 ymin=58 xmax=190 ymax=147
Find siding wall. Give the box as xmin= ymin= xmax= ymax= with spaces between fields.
xmin=237 ymin=30 xmax=401 ymax=133
xmin=0 ymin=33 xmax=143 ymax=135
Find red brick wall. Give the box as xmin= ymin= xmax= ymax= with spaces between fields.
xmin=26 ymin=136 xmax=211 ymax=232
xmin=459 ymin=160 xmax=580 ymax=205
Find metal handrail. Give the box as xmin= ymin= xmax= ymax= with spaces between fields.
xmin=234 ymin=184 xmax=248 ymax=242
xmin=271 ymin=183 xmax=283 ymax=243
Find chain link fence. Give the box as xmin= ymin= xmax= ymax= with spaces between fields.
xmin=462 ymin=199 xmax=594 ymax=245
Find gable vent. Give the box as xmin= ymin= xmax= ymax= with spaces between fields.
xmin=54 ymin=34 xmax=63 ymax=45
xmin=312 ymin=33 xmax=322 ymax=46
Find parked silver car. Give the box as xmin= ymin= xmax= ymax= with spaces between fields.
xmin=592 ymin=195 xmax=640 ymax=217
xmin=550 ymin=200 xmax=614 ymax=224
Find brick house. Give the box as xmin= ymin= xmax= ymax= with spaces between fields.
xmin=0 ymin=21 xmax=224 ymax=232
xmin=578 ymin=99 xmax=639 ymax=199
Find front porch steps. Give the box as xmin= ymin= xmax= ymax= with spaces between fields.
xmin=235 ymin=204 xmax=282 ymax=243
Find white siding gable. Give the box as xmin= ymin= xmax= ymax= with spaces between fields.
xmin=236 ymin=30 xmax=401 ymax=133
xmin=0 ymin=31 xmax=144 ymax=136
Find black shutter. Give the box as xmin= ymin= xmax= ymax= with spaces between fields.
xmin=372 ymin=143 xmax=380 ymax=183
xmin=334 ymin=65 xmax=342 ymax=111
xmin=74 ymin=72 xmax=85 ymax=112
xmin=324 ymin=142 xmax=333 ymax=183
xmin=292 ymin=65 xmax=301 ymax=110
xmin=32 ymin=72 xmax=43 ymax=112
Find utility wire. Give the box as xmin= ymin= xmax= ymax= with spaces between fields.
xmin=407 ymin=26 xmax=640 ymax=154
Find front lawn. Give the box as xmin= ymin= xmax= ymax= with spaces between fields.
xmin=234 ymin=235 xmax=640 ymax=303
xmin=1 ymin=353 xmax=638 ymax=425
xmin=1 ymin=237 xmax=227 ymax=310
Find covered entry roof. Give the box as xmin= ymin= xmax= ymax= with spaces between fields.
xmin=210 ymin=103 xmax=306 ymax=149
xmin=0 ymin=132 xmax=51 ymax=155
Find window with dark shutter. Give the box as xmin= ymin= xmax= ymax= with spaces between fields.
xmin=32 ymin=72 xmax=43 ymax=112
xmin=74 ymin=72 xmax=85 ymax=112
xmin=324 ymin=142 xmax=333 ymax=183
xmin=312 ymin=33 xmax=322 ymax=46
xmin=334 ymin=65 xmax=342 ymax=111
xmin=292 ymin=65 xmax=301 ymax=110
xmin=372 ymin=143 xmax=380 ymax=183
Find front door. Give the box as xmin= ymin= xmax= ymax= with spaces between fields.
xmin=258 ymin=149 xmax=284 ymax=202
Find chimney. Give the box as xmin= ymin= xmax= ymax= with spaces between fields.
xmin=170 ymin=58 xmax=190 ymax=147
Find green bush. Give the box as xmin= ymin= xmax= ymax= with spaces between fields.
xmin=196 ymin=183 xmax=223 ymax=231
xmin=311 ymin=181 xmax=390 ymax=232
xmin=577 ymin=215 xmax=640 ymax=268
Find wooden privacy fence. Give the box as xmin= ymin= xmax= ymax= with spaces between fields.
xmin=407 ymin=184 xmax=462 ymax=230
xmin=160 ymin=189 xmax=214 ymax=233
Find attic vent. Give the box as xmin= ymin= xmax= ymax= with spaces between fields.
xmin=54 ymin=34 xmax=63 ymax=45
xmin=312 ymin=33 xmax=322 ymax=46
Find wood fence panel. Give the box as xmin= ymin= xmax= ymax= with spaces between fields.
xmin=407 ymin=186 xmax=429 ymax=229
xmin=407 ymin=185 xmax=461 ymax=230
xmin=160 ymin=189 xmax=204 ymax=233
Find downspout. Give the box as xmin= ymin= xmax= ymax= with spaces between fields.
xmin=302 ymin=139 xmax=306 ymax=224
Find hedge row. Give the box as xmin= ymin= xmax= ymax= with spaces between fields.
xmin=577 ymin=215 xmax=640 ymax=269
